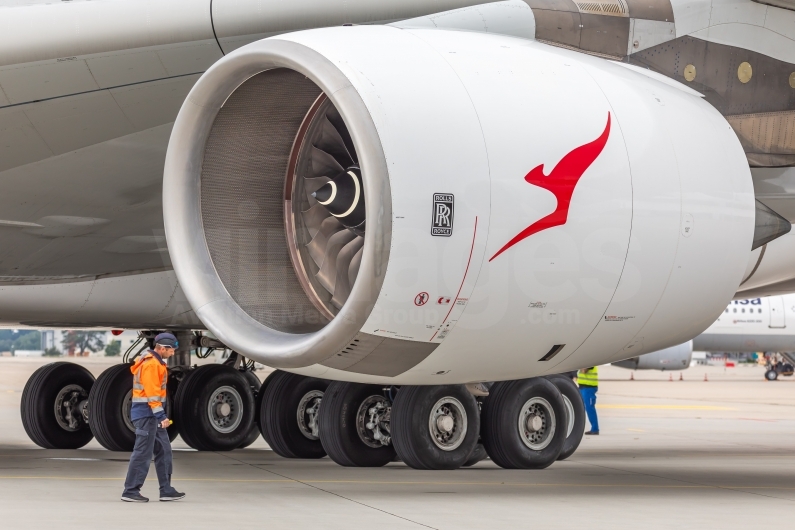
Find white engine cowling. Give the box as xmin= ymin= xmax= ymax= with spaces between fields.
xmin=163 ymin=26 xmax=754 ymax=384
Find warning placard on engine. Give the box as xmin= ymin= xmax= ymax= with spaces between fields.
xmin=431 ymin=193 xmax=454 ymax=236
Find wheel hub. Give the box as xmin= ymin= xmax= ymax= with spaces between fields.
xmin=525 ymin=414 xmax=543 ymax=432
xmin=297 ymin=390 xmax=323 ymax=440
xmin=428 ymin=397 xmax=467 ymax=451
xmin=122 ymin=390 xmax=135 ymax=433
xmin=518 ymin=397 xmax=556 ymax=451
xmin=207 ymin=385 xmax=243 ymax=433
xmin=356 ymin=395 xmax=391 ymax=448
xmin=54 ymin=384 xmax=88 ymax=432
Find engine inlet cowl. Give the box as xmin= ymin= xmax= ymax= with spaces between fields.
xmin=163 ymin=40 xmax=392 ymax=368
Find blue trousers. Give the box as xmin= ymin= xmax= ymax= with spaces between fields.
xmin=123 ymin=416 xmax=176 ymax=497
xmin=579 ymin=386 xmax=599 ymax=433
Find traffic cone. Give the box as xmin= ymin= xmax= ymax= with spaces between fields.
xmin=679 ymin=373 xmax=683 ymax=381
xmin=669 ymin=373 xmax=673 ymax=382
xmin=704 ymin=373 xmax=708 ymax=382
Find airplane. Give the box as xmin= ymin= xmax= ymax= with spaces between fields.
xmin=614 ymin=295 xmax=795 ymax=377
xmin=7 ymin=0 xmax=795 ymax=470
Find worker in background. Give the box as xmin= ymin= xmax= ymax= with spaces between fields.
xmin=121 ymin=333 xmax=186 ymax=503
xmin=578 ymin=366 xmax=599 ymax=435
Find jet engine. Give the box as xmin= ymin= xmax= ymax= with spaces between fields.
xmin=163 ymin=26 xmax=754 ymax=384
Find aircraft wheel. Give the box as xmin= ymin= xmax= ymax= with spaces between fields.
xmin=238 ymin=371 xmax=263 ymax=449
xmin=174 ymin=365 xmax=255 ymax=451
xmin=21 ymin=362 xmax=95 ymax=449
xmin=546 ymin=374 xmax=586 ymax=460
xmin=88 ymin=363 xmax=137 ymax=451
xmin=391 ymin=385 xmax=479 ymax=470
xmin=765 ymin=369 xmax=778 ymax=381
xmin=319 ymin=382 xmax=396 ymax=467
xmin=260 ymin=371 xmax=329 ymax=458
xmin=481 ymin=378 xmax=566 ymax=469
xmin=462 ymin=443 xmax=489 ymax=467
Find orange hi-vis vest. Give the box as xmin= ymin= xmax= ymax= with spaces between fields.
xmin=131 ymin=351 xmax=168 ymax=416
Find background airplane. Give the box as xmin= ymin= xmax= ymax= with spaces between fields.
xmin=614 ymin=295 xmax=795 ymax=378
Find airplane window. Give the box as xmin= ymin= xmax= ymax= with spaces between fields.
xmin=742 ymin=308 xmax=745 ymax=313
xmin=758 ymin=308 xmax=762 ymax=313
xmin=733 ymin=308 xmax=737 ymax=313
xmin=725 ymin=309 xmax=728 ymax=313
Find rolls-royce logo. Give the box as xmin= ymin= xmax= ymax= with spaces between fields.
xmin=490 ymin=113 xmax=611 ymax=261
xmin=432 ymin=193 xmax=454 ymax=236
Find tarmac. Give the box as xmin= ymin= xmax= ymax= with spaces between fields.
xmin=0 ymin=357 xmax=793 ymax=529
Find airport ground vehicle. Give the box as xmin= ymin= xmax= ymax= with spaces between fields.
xmin=8 ymin=0 xmax=795 ymax=469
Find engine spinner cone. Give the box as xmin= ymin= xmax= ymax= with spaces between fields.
xmin=312 ymin=167 xmax=365 ymax=230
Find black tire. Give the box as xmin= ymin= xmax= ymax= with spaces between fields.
xmin=462 ymin=443 xmax=488 ymax=467
xmin=319 ymin=382 xmax=396 ymax=467
xmin=392 ymin=385 xmax=479 ymax=470
xmin=481 ymin=378 xmax=566 ymax=469
xmin=88 ymin=363 xmax=136 ymax=451
xmin=238 ymin=371 xmax=263 ymax=449
xmin=174 ymin=364 xmax=255 ymax=451
xmin=260 ymin=371 xmax=329 ymax=458
xmin=165 ymin=373 xmax=180 ymax=442
xmin=546 ymin=374 xmax=586 ymax=460
xmin=21 ymin=362 xmax=95 ymax=449
xmin=765 ymin=369 xmax=778 ymax=381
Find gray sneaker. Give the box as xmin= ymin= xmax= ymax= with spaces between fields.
xmin=121 ymin=493 xmax=149 ymax=503
xmin=160 ymin=491 xmax=186 ymax=502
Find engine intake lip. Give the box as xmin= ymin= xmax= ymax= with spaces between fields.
xmin=163 ymin=39 xmax=392 ymax=368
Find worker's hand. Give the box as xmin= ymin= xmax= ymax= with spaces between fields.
xmin=160 ymin=419 xmax=171 ymax=429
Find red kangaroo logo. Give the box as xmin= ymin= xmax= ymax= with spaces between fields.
xmin=489 ymin=112 xmax=612 ymax=262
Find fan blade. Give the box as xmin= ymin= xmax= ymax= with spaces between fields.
xmin=300 ymin=203 xmax=332 ymax=240
xmin=306 ymin=216 xmax=344 ymax=269
xmin=330 ymin=236 xmax=364 ymax=309
xmin=325 ymin=106 xmax=358 ymax=163
xmin=348 ymin=245 xmax=363 ymax=290
xmin=310 ymin=146 xmax=344 ymax=179
xmin=315 ymin=229 xmax=357 ymax=295
xmin=315 ymin=117 xmax=354 ymax=168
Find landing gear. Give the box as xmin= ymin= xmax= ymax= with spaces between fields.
xmin=462 ymin=443 xmax=488 ymax=467
xmin=21 ymin=362 xmax=95 ymax=449
xmin=765 ymin=369 xmax=778 ymax=381
xmin=546 ymin=374 xmax=585 ymax=461
xmin=481 ymin=377 xmax=566 ymax=469
xmin=319 ymin=382 xmax=396 ymax=467
xmin=87 ymin=363 xmax=179 ymax=451
xmin=174 ymin=364 xmax=255 ymax=451
xmin=259 ymin=371 xmax=329 ymax=458
xmin=391 ymin=385 xmax=479 ymax=470
xmin=238 ymin=371 xmax=263 ymax=449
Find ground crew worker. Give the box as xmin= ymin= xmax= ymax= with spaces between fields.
xmin=121 ymin=333 xmax=185 ymax=503
xmin=578 ymin=366 xmax=599 ymax=435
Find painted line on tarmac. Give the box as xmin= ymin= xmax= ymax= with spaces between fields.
xmin=0 ymin=476 xmax=794 ymax=490
xmin=598 ymin=404 xmax=736 ymax=410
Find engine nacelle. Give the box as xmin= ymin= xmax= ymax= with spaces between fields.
xmin=612 ymin=341 xmax=693 ymax=371
xmin=163 ymin=26 xmax=754 ymax=384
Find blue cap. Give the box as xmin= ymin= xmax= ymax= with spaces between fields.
xmin=154 ymin=332 xmax=178 ymax=348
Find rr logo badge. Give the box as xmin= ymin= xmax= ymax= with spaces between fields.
xmin=432 ymin=193 xmax=454 ymax=236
